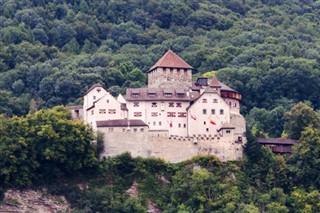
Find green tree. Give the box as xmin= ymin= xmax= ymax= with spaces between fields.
xmin=284 ymin=102 xmax=320 ymax=140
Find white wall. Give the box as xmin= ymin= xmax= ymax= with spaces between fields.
xmin=188 ymin=92 xmax=230 ymax=137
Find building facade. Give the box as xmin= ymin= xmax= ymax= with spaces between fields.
xmin=73 ymin=50 xmax=246 ymax=162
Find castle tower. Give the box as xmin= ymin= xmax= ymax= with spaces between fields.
xmin=147 ymin=50 xmax=193 ymax=89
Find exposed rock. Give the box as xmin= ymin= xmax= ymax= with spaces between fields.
xmin=0 ymin=189 xmax=70 ymax=213
xmin=125 ymin=181 xmax=139 ymax=198
xmin=147 ymin=199 xmax=161 ymax=213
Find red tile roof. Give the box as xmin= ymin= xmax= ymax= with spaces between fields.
xmin=208 ymin=76 xmax=221 ymax=88
xmin=148 ymin=50 xmax=193 ymax=72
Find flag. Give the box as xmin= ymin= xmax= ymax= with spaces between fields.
xmin=191 ymin=114 xmax=197 ymax=120
xmin=210 ymin=118 xmax=216 ymax=125
xmin=170 ymin=120 xmax=173 ymax=128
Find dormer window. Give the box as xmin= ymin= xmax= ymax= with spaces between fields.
xmin=175 ymin=89 xmax=185 ymax=98
xmin=148 ymin=89 xmax=157 ymax=98
xmin=131 ymin=90 xmax=140 ymax=98
xmin=164 ymin=93 xmax=172 ymax=97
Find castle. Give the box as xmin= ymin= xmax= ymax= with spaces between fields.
xmin=70 ymin=50 xmax=246 ymax=162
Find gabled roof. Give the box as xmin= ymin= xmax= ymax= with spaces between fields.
xmin=84 ymin=83 xmax=104 ymax=95
xmin=148 ymin=50 xmax=193 ymax=72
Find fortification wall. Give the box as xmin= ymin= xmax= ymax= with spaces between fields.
xmin=99 ymin=128 xmax=245 ymax=162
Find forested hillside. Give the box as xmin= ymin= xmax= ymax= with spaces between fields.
xmin=1 ymin=0 xmax=320 ymax=128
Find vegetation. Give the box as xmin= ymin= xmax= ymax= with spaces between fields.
xmin=0 ymin=105 xmax=319 ymax=211
xmin=1 ymin=0 xmax=320 ymax=211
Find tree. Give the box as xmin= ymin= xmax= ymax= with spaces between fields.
xmin=284 ymin=102 xmax=320 ymax=140
xmin=288 ymin=127 xmax=320 ymax=188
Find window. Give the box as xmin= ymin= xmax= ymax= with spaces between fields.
xmin=202 ymin=99 xmax=207 ymax=103
xmin=177 ymin=93 xmax=185 ymax=98
xmin=134 ymin=112 xmax=142 ymax=117
xmin=226 ymin=130 xmax=231 ymax=133
xmin=151 ymin=112 xmax=158 ymax=117
xmin=134 ymin=102 xmax=139 ymax=107
xmin=211 ymin=109 xmax=215 ymax=115
xmin=206 ymin=128 xmax=209 ymax=132
xmin=91 ymin=110 xmax=94 ymax=115
xmin=148 ymin=93 xmax=156 ymax=98
xmin=170 ymin=69 xmax=173 ymax=74
xmin=97 ymin=88 xmax=101 ymax=93
xmin=159 ymin=121 xmax=162 ymax=126
xmin=93 ymin=96 xmax=96 ymax=100
xmin=140 ymin=128 xmax=144 ymax=132
xmin=151 ymin=102 xmax=157 ymax=107
xmin=213 ymin=99 xmax=218 ymax=103
xmin=109 ymin=128 xmax=114 ymax=132
xmin=203 ymin=109 xmax=207 ymax=114
xmin=106 ymin=100 xmax=109 ymax=103
xmin=108 ymin=109 xmax=116 ymax=114
xmin=184 ymin=70 xmax=188 ymax=75
xmin=178 ymin=112 xmax=187 ymax=117
xmin=220 ymin=109 xmax=224 ymax=115
xmin=164 ymin=93 xmax=172 ymax=97
xmin=153 ymin=122 xmax=156 ymax=126
xmin=133 ymin=128 xmax=137 ymax=132
xmin=178 ymin=123 xmax=181 ymax=128
xmin=229 ymin=102 xmax=232 ymax=106
xmin=176 ymin=103 xmax=182 ymax=107
xmin=234 ymin=103 xmax=237 ymax=107
xmin=99 ymin=109 xmax=106 ymax=114
xmin=169 ymin=102 xmax=174 ymax=107
xmin=204 ymin=121 xmax=206 ymax=125
xmin=177 ymin=70 xmax=180 ymax=75
xmin=167 ymin=112 xmax=176 ymax=117
xmin=183 ymin=124 xmax=186 ymax=128
xmin=122 ymin=128 xmax=126 ymax=132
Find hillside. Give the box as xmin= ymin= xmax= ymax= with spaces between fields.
xmin=0 ymin=0 xmax=319 ymax=120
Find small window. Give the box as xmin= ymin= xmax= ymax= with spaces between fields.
xmin=153 ymin=121 xmax=156 ymax=126
xmin=122 ymin=128 xmax=126 ymax=132
xmin=177 ymin=70 xmax=180 ymax=75
xmin=204 ymin=121 xmax=206 ymax=125
xmin=165 ymin=93 xmax=172 ymax=98
xmin=184 ymin=70 xmax=188 ymax=75
xmin=134 ymin=102 xmax=139 ymax=107
xmin=213 ymin=99 xmax=218 ymax=103
xmin=106 ymin=100 xmax=109 ymax=103
xmin=99 ymin=109 xmax=106 ymax=114
xmin=220 ymin=109 xmax=224 ymax=115
xmin=91 ymin=110 xmax=94 ymax=115
xmin=203 ymin=109 xmax=207 ymax=114
xmin=134 ymin=128 xmax=137 ymax=132
xmin=178 ymin=112 xmax=187 ymax=117
xmin=93 ymin=96 xmax=96 ymax=100
xmin=132 ymin=94 xmax=139 ymax=98
xmin=206 ymin=128 xmax=209 ymax=132
xmin=234 ymin=103 xmax=237 ymax=107
xmin=183 ymin=124 xmax=186 ymax=128
xmin=159 ymin=121 xmax=162 ymax=126
xmin=151 ymin=102 xmax=157 ymax=107
xmin=169 ymin=102 xmax=174 ymax=107
xmin=178 ymin=123 xmax=181 ymax=128
xmin=134 ymin=112 xmax=142 ymax=117
xmin=167 ymin=112 xmax=176 ymax=117
xmin=229 ymin=102 xmax=232 ymax=106
xmin=108 ymin=109 xmax=116 ymax=114
xmin=170 ymin=69 xmax=173 ymax=74
xmin=140 ymin=128 xmax=144 ymax=132
xmin=211 ymin=109 xmax=215 ymax=115
xmin=176 ymin=103 xmax=182 ymax=107
xmin=226 ymin=130 xmax=231 ymax=133
xmin=202 ymin=99 xmax=207 ymax=103
xmin=151 ymin=112 xmax=158 ymax=117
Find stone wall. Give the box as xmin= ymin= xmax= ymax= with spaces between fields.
xmin=148 ymin=68 xmax=192 ymax=89
xmin=99 ymin=128 xmax=245 ymax=163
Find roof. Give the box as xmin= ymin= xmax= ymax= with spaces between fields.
xmin=84 ymin=83 xmax=104 ymax=95
xmin=125 ymin=88 xmax=191 ymax=101
xmin=148 ymin=50 xmax=193 ymax=72
xmin=208 ymin=76 xmax=221 ymax=88
xmin=96 ymin=119 xmax=148 ymax=127
xmin=67 ymin=105 xmax=83 ymax=110
xmin=220 ymin=82 xmax=236 ymax=92
xmin=257 ymin=138 xmax=300 ymax=145
xmin=217 ymin=123 xmax=235 ymax=132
